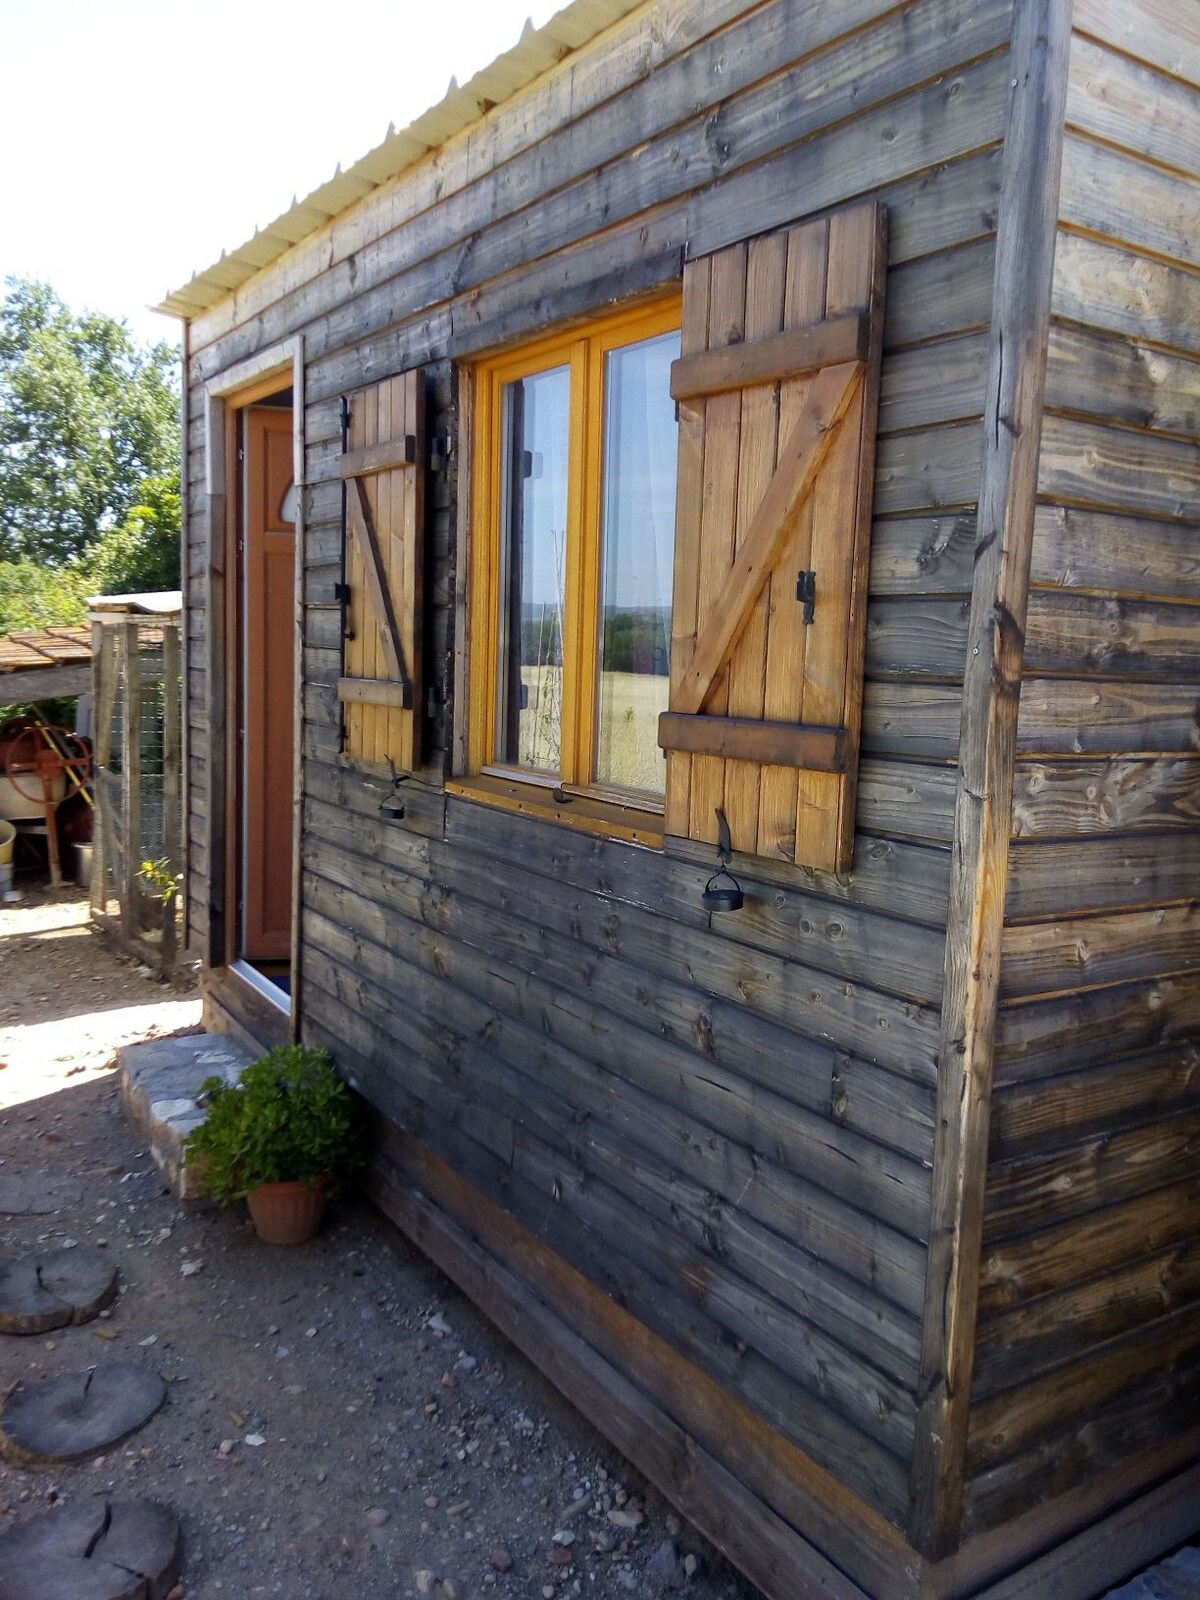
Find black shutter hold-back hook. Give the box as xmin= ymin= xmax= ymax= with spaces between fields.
xmin=379 ymin=757 xmax=407 ymax=821
xmin=701 ymin=808 xmax=744 ymax=913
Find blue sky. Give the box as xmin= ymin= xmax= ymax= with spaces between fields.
xmin=0 ymin=0 xmax=554 ymax=347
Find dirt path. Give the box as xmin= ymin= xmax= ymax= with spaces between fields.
xmin=0 ymin=888 xmax=760 ymax=1599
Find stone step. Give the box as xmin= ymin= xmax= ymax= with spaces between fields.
xmin=119 ymin=1034 xmax=253 ymax=1200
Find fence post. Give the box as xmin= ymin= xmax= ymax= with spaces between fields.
xmin=160 ymin=619 xmax=182 ymax=969
xmin=90 ymin=623 xmax=110 ymax=916
xmin=121 ymin=619 xmax=143 ymax=948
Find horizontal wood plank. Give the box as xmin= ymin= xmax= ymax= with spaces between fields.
xmin=1052 ymin=231 xmax=1200 ymax=359
xmin=1029 ymin=504 xmax=1200 ymax=601
xmin=336 ymin=676 xmax=412 ymax=709
xmin=978 ymin=1176 xmax=1200 ymax=1310
xmin=866 ymin=597 xmax=970 ymax=679
xmin=855 ymin=758 xmax=958 ymax=843
xmin=1059 ymin=132 xmax=1200 ymax=269
xmin=1001 ymin=903 xmax=1200 ymax=998
xmin=873 ymin=422 xmax=982 ymax=516
xmin=670 ymin=312 xmax=867 ymax=401
xmin=1038 ymin=415 xmax=1200 ymax=521
xmin=862 ymin=683 xmax=962 ymax=760
xmin=1016 ymin=679 xmax=1200 ymax=756
xmin=965 ymin=1309 xmax=1200 ymax=1477
xmin=989 ymin=1042 xmax=1200 ymax=1159
xmin=1066 ymin=32 xmax=1200 ymax=180
xmin=973 ymin=1241 xmax=1200 ymax=1398
xmin=1015 ymin=827 xmax=1200 ymax=930
xmin=884 ymin=238 xmax=995 ymax=351
xmin=869 ymin=514 xmax=977 ymax=596
xmin=984 ymin=1110 xmax=1200 ymax=1239
xmin=1025 ymin=592 xmax=1200 ymax=679
xmin=1045 ymin=322 xmax=1200 ymax=437
xmin=1072 ymin=0 xmax=1200 ymax=89
xmin=338 ymin=434 xmax=416 ymax=477
xmin=962 ymin=1352 xmax=1200 ymax=1537
xmin=995 ymin=970 xmax=1200 ymax=1082
xmin=0 ymin=664 xmax=92 ymax=701
xmin=1010 ymin=757 xmax=1200 ymax=838
xmin=879 ymin=333 xmax=990 ymax=433
xmin=658 ymin=712 xmax=848 ymax=771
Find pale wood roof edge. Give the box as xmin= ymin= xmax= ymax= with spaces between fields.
xmin=87 ymin=590 xmax=183 ymax=616
xmin=154 ymin=0 xmax=648 ymax=320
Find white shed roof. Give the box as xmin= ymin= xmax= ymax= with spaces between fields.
xmin=155 ymin=0 xmax=646 ymax=320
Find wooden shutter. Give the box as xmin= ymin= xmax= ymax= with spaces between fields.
xmin=338 ymin=368 xmax=425 ymax=771
xmin=660 ymin=202 xmax=886 ymax=875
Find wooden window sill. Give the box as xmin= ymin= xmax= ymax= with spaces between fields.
xmin=446 ymin=775 xmax=665 ymax=848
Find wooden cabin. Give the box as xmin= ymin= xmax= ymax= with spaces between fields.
xmin=158 ymin=0 xmax=1200 ymax=1593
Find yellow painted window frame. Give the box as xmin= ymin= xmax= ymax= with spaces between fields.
xmin=457 ymin=296 xmax=682 ymax=844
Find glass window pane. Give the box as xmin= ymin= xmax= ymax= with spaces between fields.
xmin=496 ymin=365 xmax=570 ymax=774
xmin=595 ymin=330 xmax=680 ymax=794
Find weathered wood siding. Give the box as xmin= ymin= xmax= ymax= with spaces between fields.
xmin=182 ymin=0 xmax=1027 ymax=1583
xmin=968 ymin=0 xmax=1200 ymax=1539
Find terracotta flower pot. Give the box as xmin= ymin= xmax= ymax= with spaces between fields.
xmin=245 ymin=1179 xmax=329 ymax=1244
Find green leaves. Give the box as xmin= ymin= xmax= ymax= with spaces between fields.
xmin=0 ymin=272 xmax=180 ymax=601
xmin=184 ymin=1046 xmax=365 ymax=1205
xmin=137 ymin=857 xmax=182 ymax=905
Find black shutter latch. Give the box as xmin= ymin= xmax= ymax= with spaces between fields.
xmin=796 ymin=570 xmax=816 ymax=624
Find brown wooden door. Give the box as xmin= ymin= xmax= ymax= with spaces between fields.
xmin=242 ymin=405 xmax=296 ymax=962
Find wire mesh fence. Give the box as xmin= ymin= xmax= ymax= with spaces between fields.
xmin=91 ymin=614 xmax=182 ymax=971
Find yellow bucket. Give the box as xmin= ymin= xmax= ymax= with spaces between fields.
xmin=0 ymin=819 xmax=13 ymax=866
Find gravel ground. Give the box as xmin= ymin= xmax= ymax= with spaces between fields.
xmin=0 ymin=887 xmax=762 ymax=1599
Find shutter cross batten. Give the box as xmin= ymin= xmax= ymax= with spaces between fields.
xmin=668 ymin=310 xmax=869 ymax=403
xmin=337 ymin=368 xmax=426 ymax=770
xmin=661 ymin=202 xmax=887 ymax=875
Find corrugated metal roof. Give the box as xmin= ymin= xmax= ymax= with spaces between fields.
xmin=155 ymin=0 xmax=647 ymax=320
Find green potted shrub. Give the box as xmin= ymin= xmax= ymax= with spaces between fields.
xmin=184 ymin=1045 xmax=363 ymax=1244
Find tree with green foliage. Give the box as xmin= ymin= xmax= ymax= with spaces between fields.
xmin=0 ymin=277 xmax=181 ymax=634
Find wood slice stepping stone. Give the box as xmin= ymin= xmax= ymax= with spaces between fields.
xmin=0 ymin=1247 xmax=118 ymax=1334
xmin=0 ymin=1365 xmax=166 ymax=1467
xmin=0 ymin=1497 xmax=182 ymax=1599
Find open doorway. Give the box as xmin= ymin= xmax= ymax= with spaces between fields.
xmin=233 ymin=390 xmax=295 ymax=1003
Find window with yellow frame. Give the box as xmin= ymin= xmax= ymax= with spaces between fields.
xmin=462 ymin=298 xmax=682 ymax=836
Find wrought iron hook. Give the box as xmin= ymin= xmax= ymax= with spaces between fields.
xmin=702 ymin=808 xmax=744 ymax=913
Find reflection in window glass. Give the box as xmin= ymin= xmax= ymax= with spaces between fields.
xmin=497 ymin=365 xmax=570 ymax=774
xmin=596 ymin=331 xmax=680 ymax=794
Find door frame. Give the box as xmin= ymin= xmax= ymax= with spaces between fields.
xmin=201 ymin=336 xmax=305 ymax=1031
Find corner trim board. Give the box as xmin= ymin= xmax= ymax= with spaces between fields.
xmin=907 ymin=0 xmax=1074 ymax=1560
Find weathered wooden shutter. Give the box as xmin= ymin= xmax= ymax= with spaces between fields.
xmin=660 ymin=202 xmax=886 ymax=875
xmin=338 ymin=368 xmax=425 ymax=771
